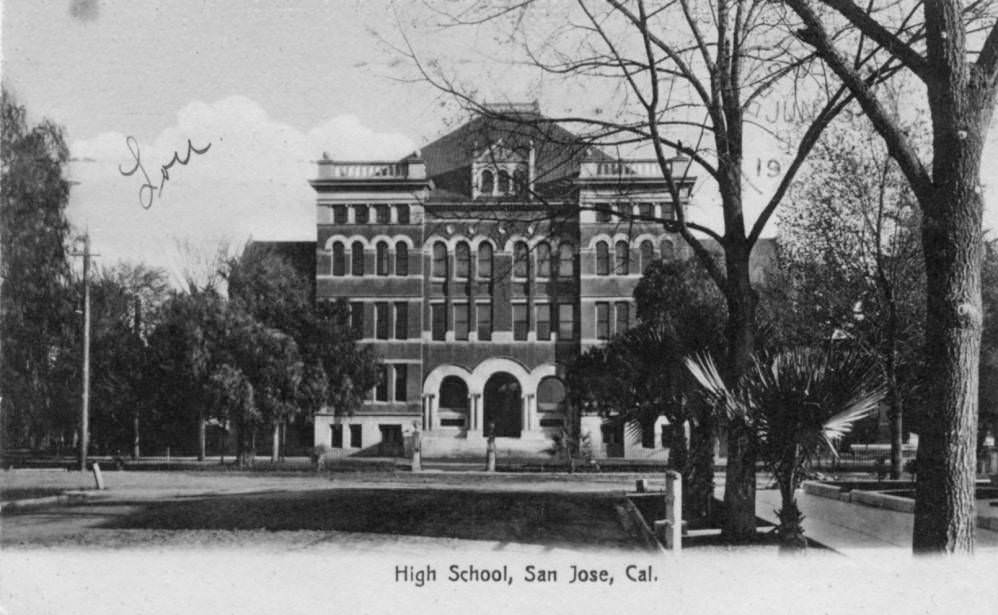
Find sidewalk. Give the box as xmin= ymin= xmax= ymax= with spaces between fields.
xmin=754 ymin=487 xmax=998 ymax=558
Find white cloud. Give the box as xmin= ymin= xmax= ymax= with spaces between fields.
xmin=67 ymin=96 xmax=414 ymax=283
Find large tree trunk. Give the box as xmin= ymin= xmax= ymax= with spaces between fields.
xmin=721 ymin=244 xmax=758 ymax=541
xmin=913 ymin=174 xmax=984 ymax=553
xmin=912 ymin=35 xmax=994 ymax=551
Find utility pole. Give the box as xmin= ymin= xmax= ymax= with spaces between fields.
xmin=71 ymin=234 xmax=97 ymax=471
xmin=133 ymin=295 xmax=141 ymax=460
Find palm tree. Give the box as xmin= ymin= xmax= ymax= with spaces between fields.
xmin=686 ymin=348 xmax=886 ymax=548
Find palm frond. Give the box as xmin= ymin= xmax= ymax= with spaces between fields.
xmin=683 ymin=352 xmax=747 ymax=421
xmin=820 ymin=383 xmax=886 ymax=455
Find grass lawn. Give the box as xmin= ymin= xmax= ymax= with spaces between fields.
xmin=98 ymin=488 xmax=642 ymax=550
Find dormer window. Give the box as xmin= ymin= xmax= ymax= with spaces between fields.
xmin=473 ymin=142 xmax=529 ymax=199
xmin=497 ymin=170 xmax=510 ymax=195
xmin=480 ymin=170 xmax=494 ymax=195
xmin=513 ymin=168 xmax=527 ymax=196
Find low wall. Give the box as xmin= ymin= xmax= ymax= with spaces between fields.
xmin=803 ymin=481 xmax=997 ymax=530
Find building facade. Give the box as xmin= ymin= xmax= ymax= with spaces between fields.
xmin=310 ymin=106 xmax=697 ymax=459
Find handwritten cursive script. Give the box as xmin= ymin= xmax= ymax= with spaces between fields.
xmin=118 ymin=136 xmax=211 ymax=209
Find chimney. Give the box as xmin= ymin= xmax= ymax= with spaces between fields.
xmin=528 ymin=139 xmax=536 ymax=199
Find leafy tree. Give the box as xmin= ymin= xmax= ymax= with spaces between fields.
xmin=1 ymin=87 xmax=76 ymax=450
xmin=224 ymin=246 xmax=377 ymax=461
xmin=87 ymin=263 xmax=170 ymax=458
xmin=687 ymin=348 xmax=886 ymax=548
xmin=778 ymin=115 xmax=926 ymax=477
xmin=145 ymin=287 xmax=225 ymax=459
xmin=569 ymin=258 xmax=726 ymax=519
xmin=147 ymin=247 xmax=377 ymax=465
xmin=782 ymin=0 xmax=998 ymax=554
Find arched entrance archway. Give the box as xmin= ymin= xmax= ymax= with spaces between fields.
xmin=484 ymin=372 xmax=522 ymax=438
xmin=439 ymin=375 xmax=469 ymax=428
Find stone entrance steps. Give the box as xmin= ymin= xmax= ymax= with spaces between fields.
xmin=419 ymin=431 xmax=554 ymax=459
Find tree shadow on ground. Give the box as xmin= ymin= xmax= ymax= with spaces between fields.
xmin=98 ymin=488 xmax=646 ymax=550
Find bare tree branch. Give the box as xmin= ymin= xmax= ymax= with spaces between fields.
xmin=786 ymin=0 xmax=933 ymax=199
xmin=976 ymin=19 xmax=998 ymax=82
xmin=818 ymin=0 xmax=930 ymax=80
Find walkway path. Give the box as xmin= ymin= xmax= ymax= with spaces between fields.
xmin=754 ymin=487 xmax=998 ymax=558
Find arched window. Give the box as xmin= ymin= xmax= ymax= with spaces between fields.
xmin=432 ymin=242 xmax=448 ymax=278
xmin=660 ymin=239 xmax=675 ymax=261
xmin=376 ymin=241 xmax=390 ymax=276
xmin=480 ymin=169 xmax=494 ymax=195
xmin=513 ymin=241 xmax=529 ymax=278
xmin=537 ymin=377 xmax=567 ymax=413
xmin=640 ymin=240 xmax=654 ymax=272
xmin=536 ymin=242 xmax=551 ymax=278
xmin=351 ymin=241 xmax=365 ymax=276
xmin=513 ymin=168 xmax=527 ymax=196
xmin=595 ymin=241 xmax=610 ymax=276
xmin=455 ymin=241 xmax=470 ymax=279
xmin=440 ymin=376 xmax=469 ymax=412
xmin=395 ymin=241 xmax=409 ymax=276
xmin=477 ymin=242 xmax=493 ymax=279
xmin=497 ymin=170 xmax=510 ymax=195
xmin=615 ymin=240 xmax=630 ymax=275
xmin=332 ymin=242 xmax=346 ymax=276
xmin=558 ymin=242 xmax=575 ymax=278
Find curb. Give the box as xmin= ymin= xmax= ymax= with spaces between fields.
xmin=803 ymin=481 xmax=998 ymax=531
xmin=1 ymin=490 xmax=109 ymax=513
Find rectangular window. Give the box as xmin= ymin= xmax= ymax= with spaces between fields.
xmin=431 ymin=303 xmax=446 ymax=341
xmin=558 ymin=304 xmax=575 ymax=340
xmin=375 ymin=302 xmax=389 ymax=340
xmin=375 ymin=204 xmax=390 ymax=224
xmin=394 ymin=302 xmax=408 ymax=340
xmin=394 ymin=364 xmax=407 ymax=402
xmin=536 ymin=303 xmax=552 ymax=341
xmin=642 ymin=424 xmax=656 ymax=449
xmin=660 ymin=203 xmax=676 ymax=220
xmin=397 ymin=204 xmax=410 ymax=225
xmin=331 ymin=425 xmax=343 ymax=448
xmin=477 ymin=302 xmax=492 ymax=341
xmin=349 ymin=425 xmax=363 ymax=448
xmin=513 ymin=303 xmax=529 ymax=341
xmin=375 ymin=365 xmax=388 ymax=401
xmin=333 ymin=205 xmax=348 ymax=225
xmin=354 ymin=205 xmax=369 ymax=224
xmin=595 ymin=203 xmax=611 ymax=223
xmin=350 ymin=302 xmax=364 ymax=338
xmin=614 ymin=202 xmax=630 ymax=220
xmin=596 ymin=302 xmax=610 ymax=340
xmin=454 ymin=303 xmax=469 ymax=341
xmin=638 ymin=202 xmax=653 ymax=219
xmin=615 ymin=302 xmax=630 ymax=334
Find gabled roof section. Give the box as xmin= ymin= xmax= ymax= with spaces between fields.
xmin=420 ymin=106 xmax=613 ymax=196
xmin=472 ymin=139 xmax=527 ymax=164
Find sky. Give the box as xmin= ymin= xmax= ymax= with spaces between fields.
xmin=3 ymin=0 xmax=997 ymax=281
